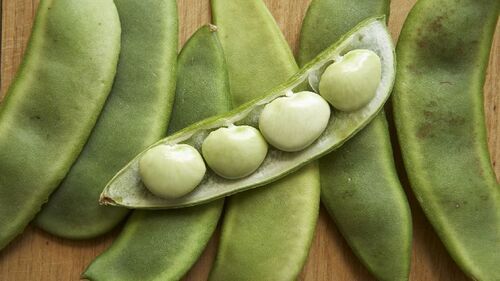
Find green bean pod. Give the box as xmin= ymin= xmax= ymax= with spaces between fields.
xmin=208 ymin=0 xmax=320 ymax=280
xmin=100 ymin=17 xmax=396 ymax=209
xmin=320 ymin=113 xmax=412 ymax=281
xmin=34 ymin=0 xmax=178 ymax=239
xmin=298 ymin=0 xmax=390 ymax=66
xmin=0 ymin=0 xmax=120 ymax=250
xmin=299 ymin=1 xmax=412 ymax=280
xmin=83 ymin=25 xmax=231 ymax=281
xmin=167 ymin=25 xmax=232 ymax=134
xmin=393 ymin=0 xmax=500 ymax=280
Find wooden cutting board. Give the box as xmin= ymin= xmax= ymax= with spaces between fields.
xmin=0 ymin=0 xmax=498 ymax=280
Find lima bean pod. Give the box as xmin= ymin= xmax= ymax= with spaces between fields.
xmin=83 ymin=25 xmax=230 ymax=281
xmin=299 ymin=1 xmax=412 ymax=280
xmin=319 ymin=114 xmax=412 ymax=281
xmin=35 ymin=0 xmax=178 ymax=239
xmin=208 ymin=0 xmax=319 ymax=280
xmin=100 ymin=17 xmax=396 ymax=210
xmin=393 ymin=0 xmax=500 ymax=279
xmin=0 ymin=0 xmax=120 ymax=250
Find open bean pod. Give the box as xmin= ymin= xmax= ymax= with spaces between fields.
xmin=100 ymin=17 xmax=395 ymax=209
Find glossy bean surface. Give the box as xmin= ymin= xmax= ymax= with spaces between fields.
xmin=319 ymin=49 xmax=381 ymax=112
xmin=202 ymin=125 xmax=268 ymax=179
xmin=259 ymin=91 xmax=331 ymax=152
xmin=140 ymin=144 xmax=206 ymax=199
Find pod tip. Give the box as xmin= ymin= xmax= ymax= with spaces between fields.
xmin=99 ymin=195 xmax=117 ymax=206
xmin=209 ymin=24 xmax=218 ymax=32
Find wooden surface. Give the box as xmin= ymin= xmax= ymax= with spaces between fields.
xmin=0 ymin=0 xmax=498 ymax=280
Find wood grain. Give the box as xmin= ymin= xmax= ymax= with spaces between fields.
xmin=0 ymin=0 xmax=498 ymax=280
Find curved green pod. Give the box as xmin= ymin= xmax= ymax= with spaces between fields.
xmin=393 ymin=0 xmax=500 ymax=280
xmin=210 ymin=0 xmax=297 ymax=105
xmin=35 ymin=0 xmax=178 ymax=240
xmin=167 ymin=27 xmax=232 ymax=135
xmin=83 ymin=25 xmax=230 ymax=281
xmin=100 ymin=18 xmax=396 ymax=210
xmin=0 ymin=0 xmax=120 ymax=250
xmin=210 ymin=164 xmax=320 ymax=281
xmin=299 ymin=1 xmax=412 ymax=280
xmin=320 ymin=113 xmax=411 ymax=281
xmin=298 ymin=0 xmax=390 ymax=66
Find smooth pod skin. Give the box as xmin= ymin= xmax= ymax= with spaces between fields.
xmin=319 ymin=49 xmax=381 ymax=112
xmin=0 ymin=0 xmax=120 ymax=250
xmin=299 ymin=1 xmax=412 ymax=280
xmin=35 ymin=0 xmax=178 ymax=239
xmin=298 ymin=0 xmax=390 ymax=66
xmin=393 ymin=0 xmax=500 ymax=280
xmin=140 ymin=144 xmax=206 ymax=199
xmin=210 ymin=163 xmax=320 ymax=281
xmin=209 ymin=0 xmax=320 ymax=280
xmin=83 ymin=25 xmax=230 ymax=281
xmin=167 ymin=25 xmax=231 ymax=134
xmin=211 ymin=0 xmax=297 ymax=104
xmin=202 ymin=125 xmax=268 ymax=179
xmin=320 ymin=113 xmax=411 ymax=281
xmin=259 ymin=91 xmax=330 ymax=152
